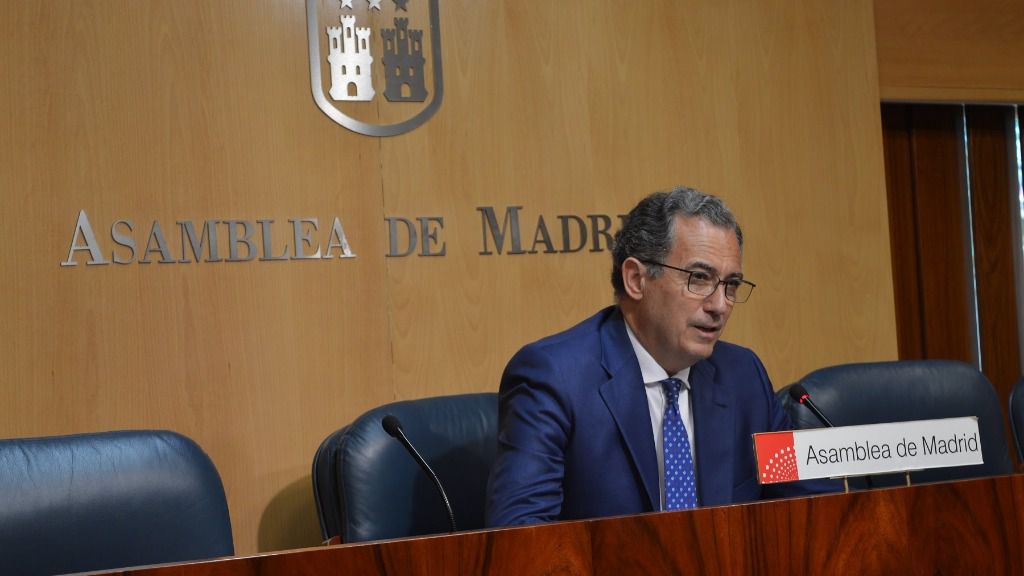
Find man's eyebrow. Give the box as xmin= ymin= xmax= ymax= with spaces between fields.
xmin=685 ymin=261 xmax=718 ymax=274
xmin=686 ymin=260 xmax=743 ymax=279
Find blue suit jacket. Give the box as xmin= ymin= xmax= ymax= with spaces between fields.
xmin=486 ymin=306 xmax=836 ymax=526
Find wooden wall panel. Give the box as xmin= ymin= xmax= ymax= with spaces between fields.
xmin=383 ymin=0 xmax=898 ymax=397
xmin=0 ymin=0 xmax=895 ymax=554
xmin=899 ymin=106 xmax=976 ymax=362
xmin=966 ymin=106 xmax=1022 ymax=402
xmin=881 ymin=103 xmax=1023 ymax=456
xmin=875 ymin=0 xmax=1024 ymax=102
xmin=0 ymin=0 xmax=393 ymax=555
xmin=882 ymin=105 xmax=926 ymax=358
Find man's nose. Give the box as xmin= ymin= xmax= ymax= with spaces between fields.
xmin=703 ymin=283 xmax=731 ymax=313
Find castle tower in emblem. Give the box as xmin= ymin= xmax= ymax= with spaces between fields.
xmin=381 ymin=18 xmax=427 ymax=102
xmin=327 ymin=15 xmax=374 ymax=101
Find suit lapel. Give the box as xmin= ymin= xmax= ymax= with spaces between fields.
xmin=690 ymin=358 xmax=734 ymax=506
xmin=597 ymin=310 xmax=660 ymax=512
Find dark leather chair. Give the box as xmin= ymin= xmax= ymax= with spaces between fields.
xmin=312 ymin=393 xmax=498 ymax=543
xmin=0 ymin=430 xmax=233 ymax=576
xmin=1009 ymin=377 xmax=1024 ymax=463
xmin=778 ymin=360 xmax=1014 ymax=488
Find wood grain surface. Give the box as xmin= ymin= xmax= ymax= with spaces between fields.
xmin=0 ymin=0 xmax=895 ymax=553
xmin=99 ymin=475 xmax=1024 ymax=576
xmin=875 ymin=0 xmax=1024 ymax=102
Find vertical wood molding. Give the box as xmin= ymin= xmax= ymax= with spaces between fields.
xmin=905 ymin=106 xmax=975 ymax=362
xmin=882 ymin=104 xmax=926 ymax=359
xmin=966 ymin=106 xmax=1023 ymax=398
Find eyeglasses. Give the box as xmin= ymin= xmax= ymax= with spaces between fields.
xmin=637 ymin=259 xmax=756 ymax=303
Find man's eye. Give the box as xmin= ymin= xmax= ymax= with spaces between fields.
xmin=689 ymin=271 xmax=712 ymax=282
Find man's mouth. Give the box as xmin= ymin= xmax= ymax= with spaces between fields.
xmin=694 ymin=324 xmax=720 ymax=335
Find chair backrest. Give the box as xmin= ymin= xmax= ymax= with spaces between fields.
xmin=1009 ymin=377 xmax=1024 ymax=462
xmin=777 ymin=360 xmax=1014 ymax=487
xmin=0 ymin=429 xmax=233 ymax=576
xmin=312 ymin=393 xmax=498 ymax=543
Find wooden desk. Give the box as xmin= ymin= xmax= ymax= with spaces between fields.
xmin=100 ymin=475 xmax=1024 ymax=575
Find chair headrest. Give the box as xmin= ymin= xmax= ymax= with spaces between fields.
xmin=0 ymin=429 xmax=233 ymax=576
xmin=313 ymin=393 xmax=498 ymax=543
xmin=778 ymin=360 xmax=1013 ymax=483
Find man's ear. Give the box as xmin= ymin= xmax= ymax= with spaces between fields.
xmin=621 ymin=257 xmax=646 ymax=301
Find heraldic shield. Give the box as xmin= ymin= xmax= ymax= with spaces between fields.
xmin=306 ymin=0 xmax=443 ymax=137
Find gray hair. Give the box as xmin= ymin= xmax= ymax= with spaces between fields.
xmin=611 ymin=186 xmax=743 ymax=296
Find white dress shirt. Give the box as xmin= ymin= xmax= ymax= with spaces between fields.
xmin=624 ymin=322 xmax=695 ymax=511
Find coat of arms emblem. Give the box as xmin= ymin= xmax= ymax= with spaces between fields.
xmin=306 ymin=0 xmax=443 ymax=136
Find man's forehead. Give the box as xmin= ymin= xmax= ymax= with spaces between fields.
xmin=671 ymin=218 xmax=741 ymax=252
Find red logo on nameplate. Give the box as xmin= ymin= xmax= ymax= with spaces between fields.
xmin=754 ymin=431 xmax=799 ymax=484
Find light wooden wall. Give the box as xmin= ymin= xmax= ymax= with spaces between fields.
xmin=0 ymin=0 xmax=895 ymax=554
xmin=875 ymin=0 xmax=1024 ymax=101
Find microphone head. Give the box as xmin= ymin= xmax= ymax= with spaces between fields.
xmin=789 ymin=384 xmax=810 ymax=403
xmin=381 ymin=414 xmax=403 ymax=437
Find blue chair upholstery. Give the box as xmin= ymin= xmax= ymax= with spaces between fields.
xmin=1009 ymin=377 xmax=1024 ymax=463
xmin=0 ymin=430 xmax=233 ymax=575
xmin=778 ymin=360 xmax=1014 ymax=488
xmin=312 ymin=393 xmax=498 ymax=543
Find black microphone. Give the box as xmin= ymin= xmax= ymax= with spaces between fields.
xmin=789 ymin=384 xmax=873 ymax=489
xmin=788 ymin=384 xmax=835 ymax=428
xmin=381 ymin=414 xmax=457 ymax=533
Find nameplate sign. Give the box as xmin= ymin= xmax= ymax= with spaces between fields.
xmin=753 ymin=417 xmax=983 ymax=484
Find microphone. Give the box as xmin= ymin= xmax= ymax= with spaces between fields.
xmin=788 ymin=384 xmax=835 ymax=428
xmin=789 ymin=384 xmax=873 ymax=489
xmin=381 ymin=414 xmax=457 ymax=533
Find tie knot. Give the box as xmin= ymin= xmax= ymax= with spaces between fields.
xmin=662 ymin=378 xmax=682 ymax=402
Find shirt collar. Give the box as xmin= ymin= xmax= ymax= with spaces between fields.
xmin=624 ymin=320 xmax=691 ymax=389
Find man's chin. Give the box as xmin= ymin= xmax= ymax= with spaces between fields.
xmin=683 ymin=340 xmax=718 ymax=364
xmin=692 ymin=330 xmax=721 ymax=347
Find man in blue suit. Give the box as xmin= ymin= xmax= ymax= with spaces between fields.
xmin=486 ymin=187 xmax=836 ymax=526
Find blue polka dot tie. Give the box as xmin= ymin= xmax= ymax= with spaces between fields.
xmin=662 ymin=378 xmax=698 ymax=510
